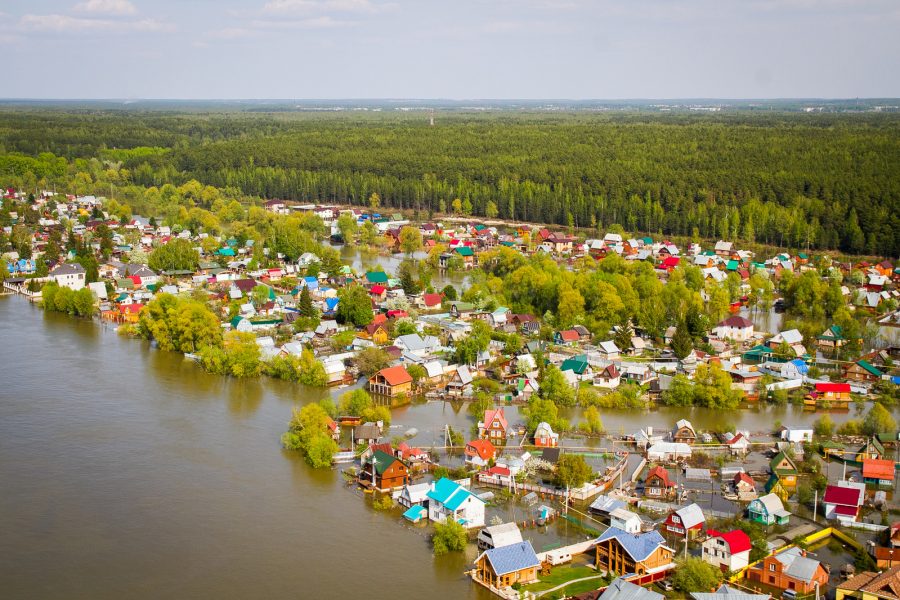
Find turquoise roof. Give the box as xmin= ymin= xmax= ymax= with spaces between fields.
xmin=365 ymin=271 xmax=388 ymax=284
xmin=426 ymin=477 xmax=482 ymax=511
xmin=455 ymin=246 xmax=474 ymax=257
xmin=402 ymin=505 xmax=427 ymax=522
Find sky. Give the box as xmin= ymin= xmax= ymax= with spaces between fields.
xmin=1 ymin=0 xmax=898 ymax=99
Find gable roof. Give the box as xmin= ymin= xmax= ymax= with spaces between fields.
xmin=426 ymin=477 xmax=484 ymax=511
xmin=370 ymin=449 xmax=402 ymax=475
xmin=483 ymin=408 xmax=508 ymax=431
xmin=557 ymin=329 xmax=580 ymax=342
xmin=823 ymin=483 xmax=864 ymax=507
xmin=706 ymin=529 xmax=752 ymax=555
xmin=770 ymin=451 xmax=797 ymax=475
xmin=646 ymin=465 xmax=674 ymax=487
xmin=840 ymin=565 xmax=900 ymax=598
xmin=773 ymin=547 xmax=822 ymax=584
xmin=377 ymin=365 xmax=412 ymax=386
xmin=598 ymin=577 xmax=663 ymax=600
xmin=674 ymin=503 xmax=705 ymax=529
xmin=595 ymin=527 xmax=669 ymax=563
xmin=365 ymin=271 xmax=388 ymax=284
xmin=753 ymin=493 xmax=786 ymax=515
xmin=480 ymin=540 xmax=540 ymax=576
xmin=466 ymin=439 xmax=497 ymax=461
xmin=863 ymin=458 xmax=895 ymax=481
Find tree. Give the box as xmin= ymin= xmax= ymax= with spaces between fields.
xmin=614 ymin=319 xmax=634 ymax=353
xmin=813 ymin=414 xmax=834 ymax=437
xmin=863 ymin=402 xmax=897 ymax=436
xmin=281 ymin=403 xmax=337 ymax=468
xmin=398 ymin=260 xmax=421 ymax=295
xmin=399 ymin=226 xmax=422 ymax=255
xmin=441 ymin=284 xmax=458 ymax=301
xmin=360 ymin=220 xmax=379 ymax=246
xmin=148 ymin=238 xmax=199 ymax=272
xmin=538 ymin=364 xmax=576 ymax=407
xmin=451 ymin=198 xmax=462 ymax=214
xmin=580 ymin=405 xmax=604 ymax=434
xmin=432 ymin=520 xmax=467 ymax=555
xmin=554 ymin=454 xmax=593 ymax=489
xmin=555 ymin=282 xmax=584 ymax=329
xmin=524 ymin=396 xmax=559 ymax=433
xmin=673 ymin=557 xmax=724 ymax=593
xmin=251 ymin=284 xmax=270 ymax=307
xmin=339 ymin=389 xmax=374 ymax=416
xmin=298 ymin=285 xmax=315 ymax=318
xmin=485 ymin=200 xmax=498 ymax=219
xmin=368 ymin=192 xmax=380 ymax=210
xmin=407 ymin=363 xmax=427 ymax=388
xmin=353 ymin=347 xmax=391 ymax=378
xmin=336 ymin=212 xmax=358 ymax=243
xmin=336 ymin=285 xmax=373 ymax=326
xmin=297 ymin=349 xmax=327 ymax=387
xmin=671 ymin=320 xmax=693 ymax=360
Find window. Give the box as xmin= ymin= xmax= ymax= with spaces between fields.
xmin=769 ymin=576 xmax=775 ymax=584
xmin=769 ymin=564 xmax=776 ymax=571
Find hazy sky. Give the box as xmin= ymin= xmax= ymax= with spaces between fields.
xmin=1 ymin=0 xmax=898 ymax=99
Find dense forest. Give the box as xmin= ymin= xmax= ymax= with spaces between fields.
xmin=0 ymin=109 xmax=898 ymax=256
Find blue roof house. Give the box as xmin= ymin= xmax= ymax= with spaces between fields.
xmin=426 ymin=478 xmax=485 ymax=529
xmin=474 ymin=540 xmax=541 ymax=589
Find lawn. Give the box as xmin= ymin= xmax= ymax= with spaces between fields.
xmin=519 ymin=565 xmax=608 ymax=597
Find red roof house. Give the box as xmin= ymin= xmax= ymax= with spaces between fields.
xmin=478 ymin=408 xmax=509 ymax=441
xmin=465 ymin=439 xmax=497 ymax=466
xmin=823 ymin=483 xmax=865 ymax=521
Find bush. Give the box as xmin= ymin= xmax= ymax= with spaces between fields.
xmin=432 ymin=520 xmax=467 ymax=555
xmin=672 ymin=557 xmax=724 ymax=593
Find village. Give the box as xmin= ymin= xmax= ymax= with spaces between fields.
xmin=3 ymin=188 xmax=900 ymax=600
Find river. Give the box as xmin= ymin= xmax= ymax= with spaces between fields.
xmin=0 ymin=296 xmax=485 ymax=600
xmin=1 ymin=294 xmax=896 ymax=599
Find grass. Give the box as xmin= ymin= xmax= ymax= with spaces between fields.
xmin=520 ymin=565 xmax=605 ymax=595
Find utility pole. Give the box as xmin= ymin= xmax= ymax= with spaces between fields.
xmin=813 ymin=488 xmax=817 ymax=522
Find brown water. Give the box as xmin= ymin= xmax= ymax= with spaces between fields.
xmin=0 ymin=297 xmax=485 ymax=600
xmin=1 ymin=295 xmax=895 ymax=600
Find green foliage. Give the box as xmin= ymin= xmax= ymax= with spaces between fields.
xmin=336 ymin=284 xmax=373 ymax=327
xmin=671 ymin=320 xmax=693 ymax=359
xmin=353 ymin=346 xmax=391 ymax=378
xmin=199 ymin=331 xmax=261 ymax=378
xmin=137 ymin=293 xmax=222 ymax=353
xmin=864 ymin=402 xmax=897 ymax=436
xmin=813 ymin=414 xmax=834 ymax=437
xmin=579 ymin=406 xmax=604 ymax=434
xmin=281 ymin=403 xmax=338 ymax=468
xmin=372 ymin=494 xmax=394 ymax=511
xmin=554 ymin=454 xmax=593 ymax=489
xmin=148 ymin=238 xmax=199 ymax=272
xmin=40 ymin=282 xmax=95 ymax=317
xmin=662 ymin=363 xmax=740 ymax=409
xmin=672 ymin=557 xmax=724 ymax=593
xmin=432 ymin=520 xmax=467 ymax=556
xmin=538 ymin=364 xmax=576 ymax=407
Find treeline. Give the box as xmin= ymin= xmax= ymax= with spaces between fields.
xmin=1 ymin=110 xmax=898 ymax=256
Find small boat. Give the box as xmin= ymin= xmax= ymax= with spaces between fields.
xmin=404 ymin=428 xmax=418 ymax=438
xmin=184 ymin=353 xmax=200 ymax=362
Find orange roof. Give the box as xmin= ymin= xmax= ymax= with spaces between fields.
xmin=465 ymin=439 xmax=496 ymax=460
xmin=863 ymin=458 xmax=895 ymax=481
xmin=377 ymin=365 xmax=412 ymax=386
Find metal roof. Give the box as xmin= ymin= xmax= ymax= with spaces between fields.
xmin=482 ymin=541 xmax=540 ymax=576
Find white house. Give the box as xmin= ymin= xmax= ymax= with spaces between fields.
xmin=780 ymin=426 xmax=813 ymax=443
xmin=398 ymin=482 xmax=432 ymax=509
xmin=702 ymin=529 xmax=752 ymax=572
xmin=598 ymin=340 xmax=620 ymax=361
xmin=426 ymin=478 xmax=485 ymax=528
xmin=647 ymin=442 xmax=692 ymax=461
xmin=477 ymin=522 xmax=523 ymax=551
xmin=713 ymin=316 xmax=754 ymax=342
xmin=49 ymin=262 xmax=86 ymax=290
xmin=609 ymin=508 xmax=642 ymax=534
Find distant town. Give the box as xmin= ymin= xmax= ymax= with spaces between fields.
xmin=3 ymin=188 xmax=900 ymax=600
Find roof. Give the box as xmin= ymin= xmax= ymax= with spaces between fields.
xmin=480 ymin=522 xmax=523 ymax=548
xmin=466 ymin=439 xmax=497 ymax=461
xmin=674 ymin=503 xmax=705 ymax=529
xmin=815 ymin=382 xmax=850 ymax=393
xmin=561 ymin=354 xmax=590 ymax=374
xmin=718 ymin=315 xmax=753 ymax=329
xmin=483 ymin=408 xmax=508 ymax=431
xmin=691 ymin=584 xmax=771 ymax=599
xmin=595 ymin=527 xmax=668 ymax=562
xmin=557 ymin=329 xmax=580 ymax=342
xmin=857 ymin=359 xmax=884 ymax=377
xmin=480 ymin=540 xmax=540 ymax=576
xmin=706 ymin=529 xmax=752 ymax=555
xmin=646 ymin=466 xmax=674 ymax=487
xmin=365 ymin=271 xmax=388 ymax=283
xmin=770 ymin=451 xmax=797 ymax=475
xmin=50 ymin=262 xmax=86 ymax=276
xmin=589 ymin=494 xmax=626 ymax=515
xmin=863 ymin=458 xmax=896 ymax=481
xmin=823 ymin=483 xmax=864 ymax=507
xmin=422 ymin=292 xmax=443 ymax=307
xmin=840 ymin=565 xmax=900 ymax=598
xmin=370 ymin=449 xmax=401 ymax=475
xmin=402 ymin=504 xmax=427 ymax=522
xmin=774 ymin=547 xmax=822 ymax=584
xmin=426 ymin=478 xmax=483 ymax=511
xmin=376 ymin=365 xmax=412 ymax=386
xmin=369 ymin=284 xmax=386 ymax=295
xmin=752 ymin=493 xmax=785 ymax=515
xmin=597 ymin=577 xmax=663 ymax=600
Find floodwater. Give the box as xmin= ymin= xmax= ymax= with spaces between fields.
xmin=0 ymin=297 xmax=486 ymax=600
xmin=1 ymin=295 xmax=896 ymax=599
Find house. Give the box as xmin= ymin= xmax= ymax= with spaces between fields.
xmin=594 ymin=527 xmax=675 ymax=577
xmin=664 ymin=503 xmax=705 ymax=540
xmin=446 ymin=365 xmax=474 ymax=396
xmin=817 ymin=325 xmax=849 ymax=349
xmin=780 ymin=427 xmax=813 ymax=444
xmin=368 ymin=365 xmax=412 ymax=397
xmin=596 ymin=577 xmax=663 ymax=600
xmin=593 ymin=364 xmax=621 ymax=389
xmin=474 ymin=540 xmax=540 ymax=589
xmin=427 ymin=477 xmax=486 ymax=528
xmin=858 ymin=437 xmax=887 ymax=461
xmin=49 ymin=262 xmax=87 ymax=290
xmin=725 ymin=433 xmax=751 ymax=455
xmin=747 ymin=493 xmax=790 ymax=526
xmin=477 ymin=522 xmax=523 ymax=551
xmin=862 ymin=458 xmax=895 ymax=487
xmin=813 ymin=382 xmax=851 ymax=404
xmin=598 ymin=340 xmax=620 ymax=361
xmin=733 ymin=472 xmax=756 ymax=496
xmin=394 ymin=333 xmax=440 ymax=357
xmin=837 ymin=565 xmax=900 ymax=600
xmin=823 ymin=481 xmax=865 ymax=522
xmin=713 ymin=316 xmax=754 ymax=342
xmin=353 ymin=422 xmax=382 ymax=446
xmin=465 ymin=439 xmax=497 ymax=468
xmin=747 ymin=546 xmax=828 ymax=596
xmin=418 ymin=292 xmax=444 ymax=310
xmin=478 ymin=408 xmax=509 ymax=441
xmin=844 ymin=360 xmax=884 ymax=383
xmin=702 ymin=529 xmax=752 ymax=572
xmin=398 ymin=482 xmax=432 ymax=509
xmin=588 ymin=494 xmax=627 ymax=520
xmin=672 ymin=419 xmax=697 ymax=445
xmin=647 ymin=442 xmax=692 ymax=462
xmin=361 ymin=449 xmax=409 ymax=491
xmin=769 ymin=452 xmax=799 ymax=488
xmin=644 ymin=466 xmax=677 ymax=501
xmin=690 ymin=584 xmax=770 ymax=599
xmin=555 ymin=329 xmax=581 ymax=345
xmin=609 ymin=508 xmax=642 ymax=534
xmin=533 ymin=422 xmax=559 ymax=447
xmin=396 ymin=442 xmax=429 ymax=463
xmin=560 ymin=355 xmax=593 ymax=381
xmin=714 ymin=241 xmax=733 ymax=256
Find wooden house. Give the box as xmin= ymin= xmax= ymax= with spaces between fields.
xmin=672 ymin=419 xmax=696 ymax=445
xmin=367 ymin=365 xmax=412 ymax=397
xmin=644 ymin=466 xmax=677 ymax=501
xmin=837 ymin=565 xmax=900 ymax=599
xmin=862 ymin=458 xmax=895 ymax=488
xmin=747 ymin=493 xmax=790 ymax=526
xmin=478 ymin=408 xmax=509 ymax=442
xmin=858 ymin=437 xmax=887 ymax=461
xmin=361 ymin=449 xmax=409 ymax=491
xmin=664 ymin=503 xmax=705 ymax=540
xmin=769 ymin=452 xmax=799 ymax=489
xmin=533 ymin=422 xmax=559 ymax=448
xmin=594 ymin=527 xmax=675 ymax=578
xmin=844 ymin=360 xmax=883 ymax=383
xmin=747 ymin=547 xmax=828 ymax=596
xmin=475 ymin=541 xmax=540 ymax=590
xmin=360 ymin=322 xmax=389 ymax=345
xmin=702 ymin=529 xmax=752 ymax=572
